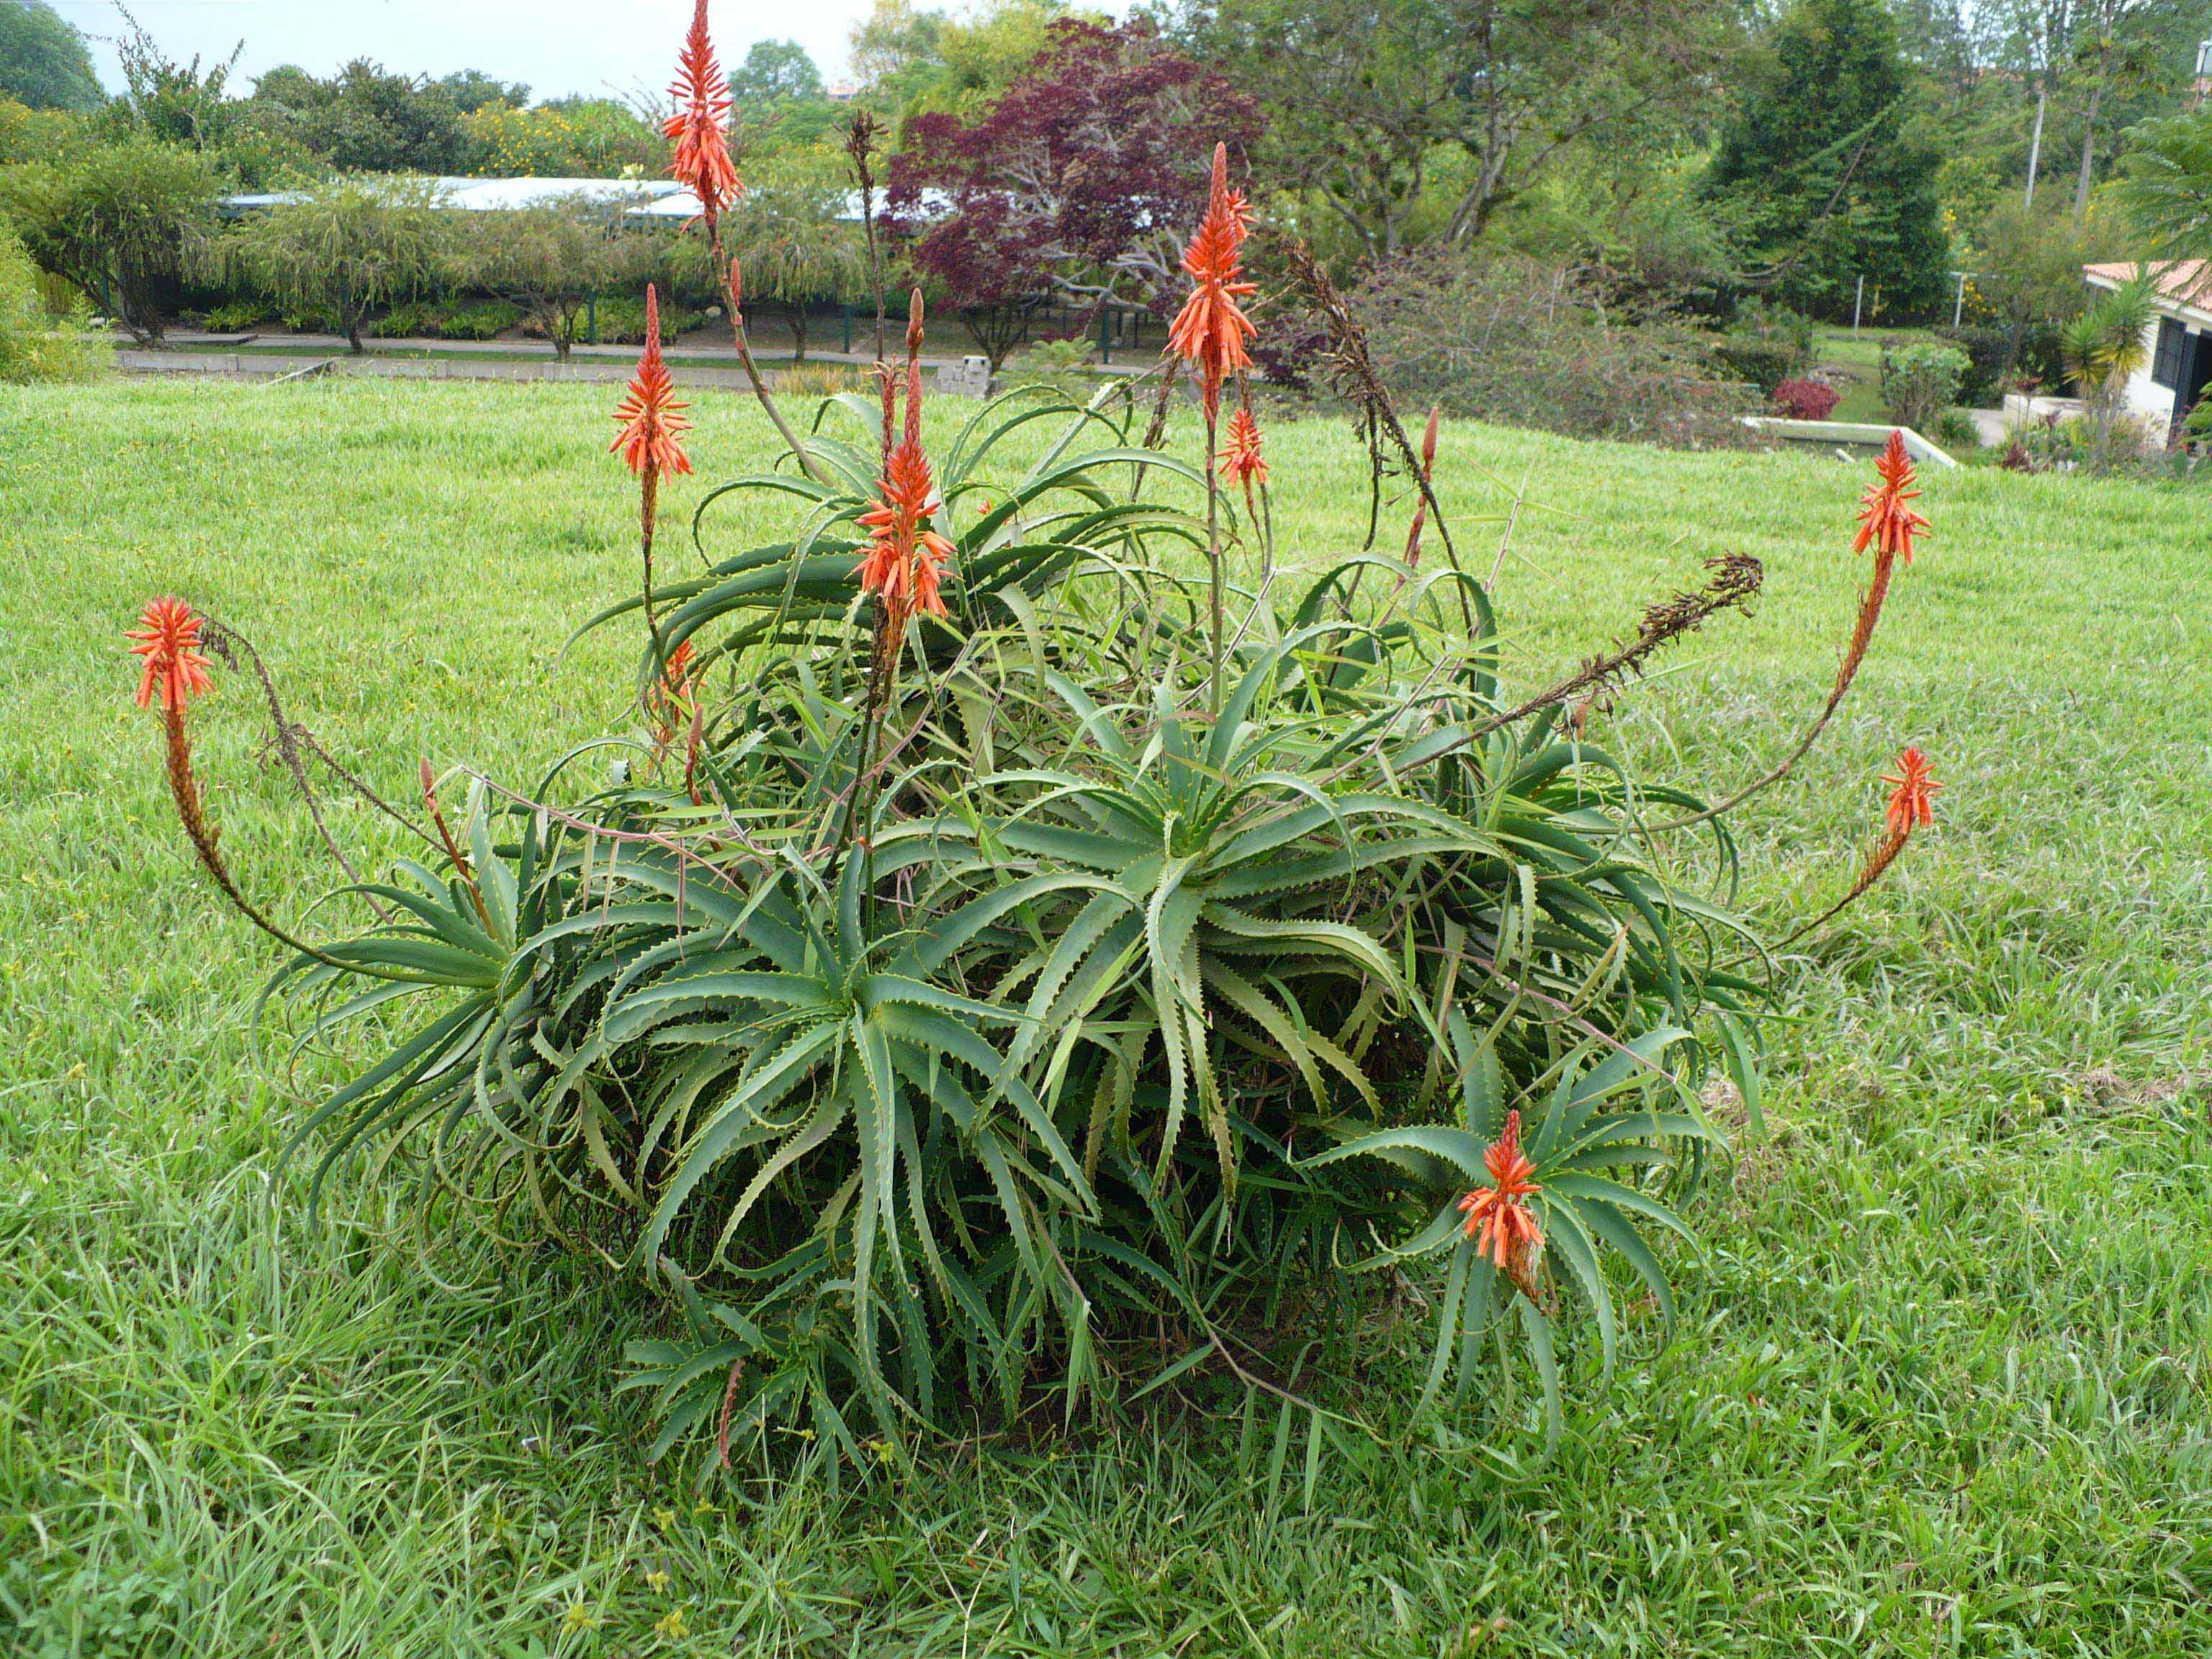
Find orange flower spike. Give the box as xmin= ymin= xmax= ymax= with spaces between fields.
xmin=858 ymin=300 xmax=953 ymax=629
xmin=1881 ymin=745 xmax=1941 ymax=838
xmin=127 ymin=597 xmax=215 ymax=712
xmin=665 ymin=0 xmax=740 ymax=222
xmin=856 ymin=446 xmax=953 ymax=624
xmin=1167 ymin=142 xmax=1258 ymax=419
xmin=611 ymin=286 xmax=692 ymax=479
xmin=1854 ymin=431 xmax=1930 ymax=565
xmin=1456 ymin=1108 xmax=1543 ymax=1272
xmin=1220 ymin=406 xmax=1267 ymax=487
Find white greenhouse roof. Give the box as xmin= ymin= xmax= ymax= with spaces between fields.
xmin=223 ymin=177 xmax=685 ymax=220
xmin=223 ymin=179 xmax=948 ymax=227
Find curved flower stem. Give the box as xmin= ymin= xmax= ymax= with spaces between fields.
xmin=1647 ymin=546 xmax=1897 ymax=835
xmin=1781 ymin=826 xmax=1911 ymax=946
xmin=706 ymin=224 xmax=831 ymax=487
xmin=159 ymin=702 xmax=349 ymax=967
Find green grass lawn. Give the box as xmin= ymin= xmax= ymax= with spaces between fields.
xmin=4 ymin=378 xmax=2210 ymax=1657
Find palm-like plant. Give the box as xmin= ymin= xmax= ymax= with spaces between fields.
xmin=2063 ymin=271 xmax=2158 ymax=414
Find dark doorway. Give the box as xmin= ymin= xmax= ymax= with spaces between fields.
xmin=2177 ymin=331 xmax=2212 ymax=442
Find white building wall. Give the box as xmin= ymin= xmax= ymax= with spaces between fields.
xmin=2120 ymin=317 xmax=2181 ymax=423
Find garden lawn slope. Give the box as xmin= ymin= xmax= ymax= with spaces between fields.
xmin=2 ymin=379 xmax=2208 ymax=1656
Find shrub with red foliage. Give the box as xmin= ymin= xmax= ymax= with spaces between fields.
xmin=888 ymin=19 xmax=1257 ymax=367
xmin=1772 ymin=377 xmax=1841 ymax=421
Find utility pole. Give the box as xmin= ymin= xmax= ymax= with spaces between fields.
xmin=1951 ymin=271 xmax=1972 ymax=328
xmin=1853 ymin=275 xmax=1866 ymax=339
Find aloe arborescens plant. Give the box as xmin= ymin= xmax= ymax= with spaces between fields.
xmin=129 ymin=4 xmax=1954 ymax=1479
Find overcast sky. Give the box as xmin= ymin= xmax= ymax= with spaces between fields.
xmin=48 ymin=0 xmax=873 ymax=103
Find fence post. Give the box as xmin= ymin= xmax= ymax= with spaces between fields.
xmin=842 ymin=304 xmax=853 ymax=354
xmin=587 ymin=291 xmax=598 ymax=346
xmin=1097 ymin=305 xmax=1111 ymax=365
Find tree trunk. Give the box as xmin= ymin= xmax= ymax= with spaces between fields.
xmin=2024 ymin=86 xmax=2046 ymax=210
xmin=791 ymin=302 xmax=808 ymax=364
xmin=2072 ymin=74 xmax=2104 ymax=225
xmin=347 ymin=315 xmax=364 ymax=355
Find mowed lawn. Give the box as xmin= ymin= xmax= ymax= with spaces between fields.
xmin=3 ymin=377 xmax=2209 ymax=1658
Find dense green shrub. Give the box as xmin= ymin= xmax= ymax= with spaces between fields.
xmin=530 ymin=291 xmax=706 ymax=346
xmin=1931 ymin=325 xmax=2008 ymax=408
xmin=1712 ymin=302 xmax=1814 ymax=395
xmin=0 ymin=93 xmax=77 ymax=165
xmin=366 ymin=298 xmax=525 ymax=342
xmin=0 ymin=219 xmax=104 ymax=381
xmin=464 ymin=96 xmax=666 ymax=179
xmin=1932 ymin=407 xmax=1979 ymax=451
xmin=0 ymin=135 xmax=222 ymax=341
xmin=1359 ymin=251 xmax=1755 ymax=446
xmin=200 ymin=297 xmax=281 ymax=333
xmin=1878 ymin=341 xmax=1969 ymax=431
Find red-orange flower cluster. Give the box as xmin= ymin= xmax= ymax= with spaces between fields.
xmin=127 ymin=596 xmax=215 ymax=712
xmin=1457 ymin=1109 xmax=1543 ymax=1279
xmin=611 ymin=286 xmax=692 ymax=479
xmin=858 ymin=328 xmax=953 ymax=631
xmin=1855 ymin=431 xmax=1930 ymax=565
xmin=1219 ymin=406 xmax=1267 ymax=487
xmin=1882 ymin=745 xmax=1941 ymax=838
xmin=664 ymin=0 xmax=740 ymax=223
xmin=1167 ymin=143 xmax=1256 ymax=420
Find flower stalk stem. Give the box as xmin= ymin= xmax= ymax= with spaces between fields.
xmin=160 ymin=702 xmax=345 ymax=965
xmin=1205 ymin=406 xmax=1223 ymax=715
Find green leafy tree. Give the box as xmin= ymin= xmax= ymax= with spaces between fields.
xmin=0 ymin=0 xmax=102 ymax=112
xmin=246 ymin=60 xmax=480 ymax=174
xmin=730 ymin=40 xmax=827 ymax=102
xmin=436 ymin=70 xmax=531 ymax=114
xmin=0 ymin=91 xmax=77 ymax=164
xmin=106 ymin=7 xmax=253 ymax=153
xmin=211 ymin=180 xmax=459 ymax=352
xmin=0 ymin=133 xmax=220 ymax=341
xmin=2113 ymin=105 xmax=2212 ymax=263
xmin=1965 ymin=197 xmax=2095 ymax=377
xmin=1707 ymin=0 xmax=1950 ymax=316
xmin=852 ymin=0 xmax=1085 ymax=118
xmin=717 ymin=162 xmax=866 ymax=360
xmin=729 ymin=39 xmax=844 ymax=152
xmin=467 ymin=194 xmax=665 ymax=359
xmin=1181 ymin=0 xmax=1740 ymax=259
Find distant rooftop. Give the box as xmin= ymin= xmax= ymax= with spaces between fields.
xmin=2083 ymin=260 xmax=2212 ymax=318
